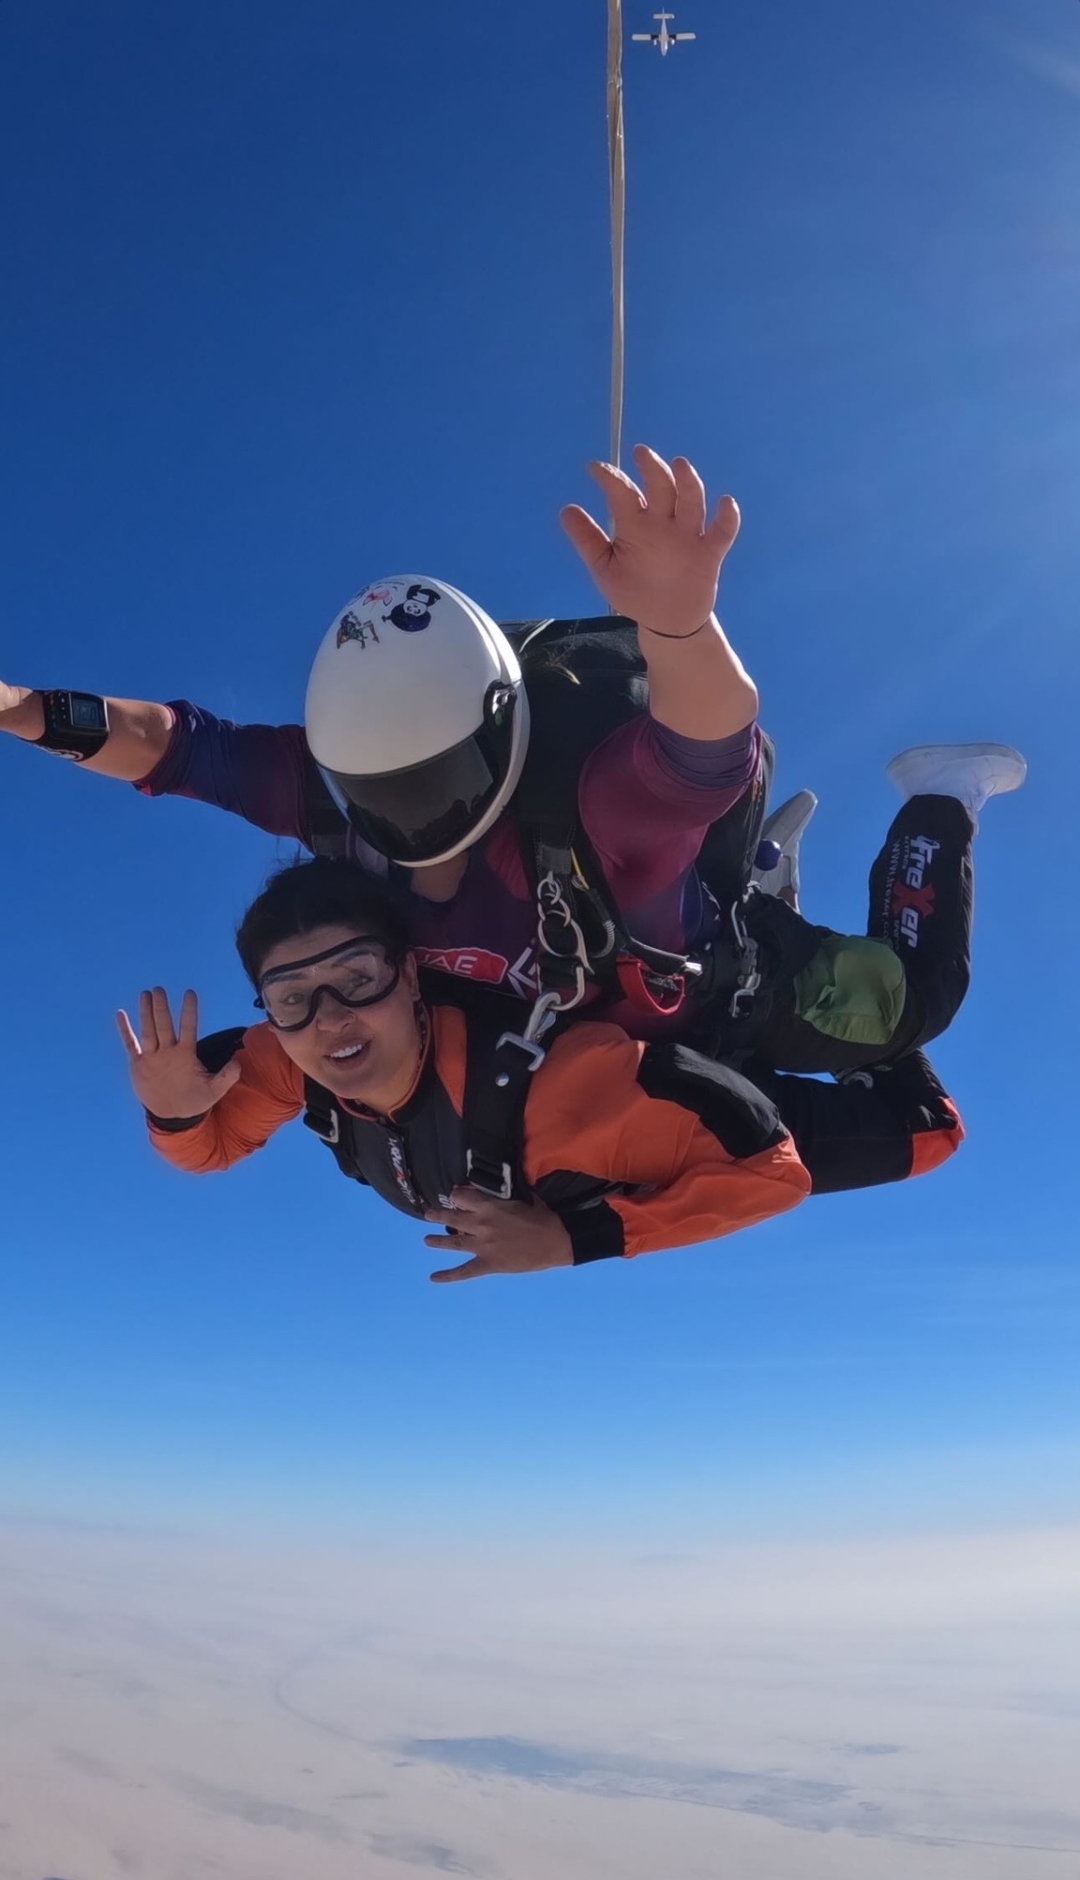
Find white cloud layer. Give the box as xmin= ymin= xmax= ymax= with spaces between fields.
xmin=1 ymin=1519 xmax=1079 ymax=1879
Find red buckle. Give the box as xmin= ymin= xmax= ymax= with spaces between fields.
xmin=615 ymin=955 xmax=686 ymax=1015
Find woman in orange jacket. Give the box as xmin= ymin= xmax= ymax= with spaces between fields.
xmin=118 ymin=858 xmax=812 ymax=1282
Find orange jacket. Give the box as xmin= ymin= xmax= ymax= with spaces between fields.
xmin=149 ymin=1007 xmax=810 ymax=1260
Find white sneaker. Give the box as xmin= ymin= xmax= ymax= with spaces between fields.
xmin=751 ymin=790 xmax=818 ymax=910
xmin=885 ymin=743 xmax=1027 ymax=825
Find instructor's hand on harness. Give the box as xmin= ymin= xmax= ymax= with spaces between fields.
xmin=117 ymin=988 xmax=240 ymax=1122
xmin=423 ymin=1186 xmax=573 ymax=1284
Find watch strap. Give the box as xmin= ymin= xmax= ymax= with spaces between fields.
xmin=34 ymin=690 xmax=110 ymax=761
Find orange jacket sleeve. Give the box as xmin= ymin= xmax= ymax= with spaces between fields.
xmin=147 ymin=1023 xmax=305 ymax=1173
xmin=520 ymin=1024 xmax=810 ymax=1259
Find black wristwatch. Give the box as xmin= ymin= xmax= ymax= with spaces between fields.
xmin=33 ymin=690 xmax=111 ymax=762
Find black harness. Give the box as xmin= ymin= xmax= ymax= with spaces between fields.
xmin=198 ymin=592 xmax=830 ymax=1226
xmin=298 ymin=977 xmax=565 ymax=1207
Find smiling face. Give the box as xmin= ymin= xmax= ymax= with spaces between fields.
xmin=257 ymin=922 xmax=424 ymax=1114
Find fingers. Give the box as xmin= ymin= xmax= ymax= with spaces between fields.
xmin=559 ymin=504 xmax=612 ymax=574
xmin=444 ymin=1186 xmax=496 ymax=1217
xmin=115 ymin=1009 xmax=142 ymax=1062
xmin=150 ymin=986 xmax=177 ymax=1049
xmin=132 ymin=986 xmax=196 ymax=1057
xmin=587 ymin=459 xmax=647 ymax=533
xmin=424 ymin=1187 xmax=498 ymax=1258
xmin=633 ymin=443 xmax=678 ymax=519
xmin=177 ymin=988 xmax=199 ymax=1047
xmin=423 ymin=1189 xmax=493 ymax=1231
xmin=429 ymin=1257 xmax=486 ymax=1284
xmin=138 ymin=988 xmax=159 ymax=1053
xmin=670 ymin=455 xmax=706 ymax=534
xmin=705 ymin=492 xmax=741 ymax=559
xmin=581 ymin=448 xmax=724 ymax=543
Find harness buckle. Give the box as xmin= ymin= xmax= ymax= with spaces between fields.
xmin=464 ymin=1149 xmax=515 ymax=1201
xmin=303 ymin=1105 xmax=341 ymax=1147
xmin=494 ymin=1029 xmax=549 ymax=1073
xmin=615 ymin=955 xmax=687 ymax=1015
xmin=537 ymin=871 xmax=592 ymax=973
xmin=523 ymin=989 xmax=567 ymax=1044
xmin=727 ymin=897 xmax=762 ymax=1019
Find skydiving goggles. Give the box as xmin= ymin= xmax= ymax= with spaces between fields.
xmin=254 ymin=935 xmax=402 ymax=1033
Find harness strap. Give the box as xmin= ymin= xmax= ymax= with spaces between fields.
xmin=302 ymin=989 xmax=550 ymax=1206
xmin=460 ymin=1005 xmax=544 ymax=1201
xmin=195 ymin=1027 xmax=248 ymax=1073
xmin=305 ymin=775 xmax=351 ymax=860
xmin=530 ymin=826 xmax=699 ymax=1017
xmin=302 ymin=1077 xmax=370 ymax=1186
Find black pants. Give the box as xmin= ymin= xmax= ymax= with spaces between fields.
xmin=750 ymin=794 xmax=975 ymax=1076
xmin=749 ymin=1049 xmax=962 ymax=1195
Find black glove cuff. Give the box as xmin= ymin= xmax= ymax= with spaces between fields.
xmin=558 ymin=1201 xmax=627 ymax=1264
xmin=145 ymin=1109 xmax=209 ymax=1134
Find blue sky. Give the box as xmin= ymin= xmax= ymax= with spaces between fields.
xmin=1 ymin=0 xmax=1078 ymax=1544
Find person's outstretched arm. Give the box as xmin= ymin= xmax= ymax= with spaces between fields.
xmin=560 ymin=443 xmax=758 ymax=741
xmin=2 ymin=679 xmax=332 ymax=849
xmin=117 ymin=988 xmax=304 ymax=1171
xmin=0 ymin=682 xmax=174 ymax=781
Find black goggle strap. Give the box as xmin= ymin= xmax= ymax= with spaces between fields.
xmin=254 ymin=957 xmax=401 ymax=1031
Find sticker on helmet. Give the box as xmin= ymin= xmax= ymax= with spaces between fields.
xmin=384 ymin=583 xmax=441 ymax=633
xmin=334 ymin=580 xmax=443 ymax=649
xmin=336 ymin=611 xmax=380 ymax=650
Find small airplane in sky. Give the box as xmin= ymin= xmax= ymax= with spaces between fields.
xmin=631 ymin=11 xmax=696 ymax=56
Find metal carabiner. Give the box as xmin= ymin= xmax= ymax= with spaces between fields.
xmin=523 ymin=989 xmax=568 ymax=1044
xmin=727 ymin=897 xmax=762 ymax=1019
xmin=536 ymin=870 xmax=592 ymax=977
xmin=489 ymin=983 xmax=584 ymax=1094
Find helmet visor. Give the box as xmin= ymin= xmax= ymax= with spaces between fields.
xmin=325 ymin=704 xmax=517 ymax=866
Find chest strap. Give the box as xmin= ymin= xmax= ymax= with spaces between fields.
xmin=460 ymin=1002 xmax=551 ymax=1201
xmin=302 ymin=1078 xmax=370 ymax=1186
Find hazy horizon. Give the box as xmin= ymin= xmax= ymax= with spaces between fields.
xmin=3 ymin=1515 xmax=1080 ymax=1879
xmin=3 ymin=0 xmax=1079 ymax=1872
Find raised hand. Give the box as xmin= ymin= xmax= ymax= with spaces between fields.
xmin=560 ymin=443 xmax=740 ymax=640
xmin=116 ymin=988 xmax=240 ymax=1120
xmin=423 ymin=1186 xmax=574 ymax=1283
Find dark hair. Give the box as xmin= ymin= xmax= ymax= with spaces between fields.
xmin=235 ymin=857 xmax=412 ymax=986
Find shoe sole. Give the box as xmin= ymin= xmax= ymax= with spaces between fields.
xmin=886 ymin=743 xmax=1027 ymax=799
xmin=759 ymin=789 xmax=818 ymax=851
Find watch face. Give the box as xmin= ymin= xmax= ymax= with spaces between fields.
xmin=71 ymin=696 xmax=106 ymax=730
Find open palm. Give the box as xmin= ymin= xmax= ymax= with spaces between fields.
xmin=117 ymin=987 xmax=240 ymax=1120
xmin=560 ymin=444 xmax=740 ymax=639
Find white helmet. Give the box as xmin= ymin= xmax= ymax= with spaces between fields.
xmin=304 ymin=576 xmax=530 ymax=867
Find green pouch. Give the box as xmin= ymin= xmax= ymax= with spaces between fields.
xmin=793 ymin=935 xmax=906 ymax=1046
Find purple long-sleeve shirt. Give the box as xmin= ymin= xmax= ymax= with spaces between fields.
xmin=137 ymin=703 xmax=758 ymax=1023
